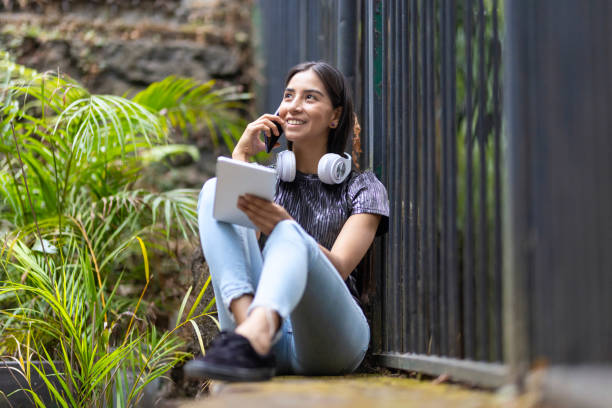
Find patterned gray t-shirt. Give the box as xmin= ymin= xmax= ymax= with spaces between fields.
xmin=271 ymin=170 xmax=389 ymax=302
xmin=274 ymin=170 xmax=389 ymax=250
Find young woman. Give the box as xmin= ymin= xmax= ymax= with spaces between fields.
xmin=185 ymin=61 xmax=389 ymax=382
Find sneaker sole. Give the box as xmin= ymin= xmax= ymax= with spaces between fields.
xmin=183 ymin=360 xmax=275 ymax=382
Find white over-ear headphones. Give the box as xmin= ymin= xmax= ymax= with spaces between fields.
xmin=276 ymin=150 xmax=352 ymax=184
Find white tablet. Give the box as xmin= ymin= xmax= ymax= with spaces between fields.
xmin=212 ymin=156 xmax=278 ymax=229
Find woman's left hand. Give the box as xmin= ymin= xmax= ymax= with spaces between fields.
xmin=237 ymin=194 xmax=293 ymax=235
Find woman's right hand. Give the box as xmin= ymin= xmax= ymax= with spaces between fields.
xmin=232 ymin=114 xmax=284 ymax=162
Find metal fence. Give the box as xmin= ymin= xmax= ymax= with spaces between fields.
xmin=252 ymin=0 xmax=357 ymax=114
xmin=504 ymin=0 xmax=612 ymax=392
xmin=254 ymin=0 xmax=506 ymax=387
xmin=361 ymin=0 xmax=505 ymax=387
xmin=255 ymin=0 xmax=612 ymax=395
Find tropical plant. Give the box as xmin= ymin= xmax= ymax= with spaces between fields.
xmin=0 ymin=233 xmax=217 ymax=407
xmin=0 ymin=50 xmax=239 ymax=405
xmin=133 ymin=75 xmax=250 ymax=152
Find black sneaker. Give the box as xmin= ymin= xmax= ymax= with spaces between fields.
xmin=183 ymin=331 xmax=276 ymax=382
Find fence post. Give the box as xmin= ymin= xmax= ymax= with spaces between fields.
xmin=502 ymin=0 xmax=530 ymax=386
xmin=337 ymin=0 xmax=357 ymax=95
xmin=504 ymin=0 xmax=612 ymax=385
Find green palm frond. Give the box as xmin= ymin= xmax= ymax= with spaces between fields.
xmin=2 ymin=52 xmax=88 ymax=118
xmin=58 ymin=187 xmax=197 ymax=263
xmin=55 ymin=94 xmax=165 ymax=160
xmin=0 ymin=235 xmax=197 ymax=407
xmin=133 ymin=75 xmax=250 ymax=149
xmin=1 ymin=51 xmax=225 ymax=406
xmin=0 ymin=50 xmax=38 ymax=85
xmin=2 ymin=75 xmax=171 ymax=228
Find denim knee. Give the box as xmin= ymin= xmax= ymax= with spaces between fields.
xmin=197 ymin=177 xmax=216 ymax=213
xmin=268 ymin=220 xmax=316 ymax=252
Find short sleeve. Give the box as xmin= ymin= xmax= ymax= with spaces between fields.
xmin=348 ymin=171 xmax=390 ymax=236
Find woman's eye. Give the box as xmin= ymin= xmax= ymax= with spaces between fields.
xmin=284 ymin=93 xmax=293 ymax=99
xmin=306 ymin=94 xmax=316 ymax=100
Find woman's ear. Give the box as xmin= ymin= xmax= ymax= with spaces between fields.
xmin=330 ymin=107 xmax=343 ymax=128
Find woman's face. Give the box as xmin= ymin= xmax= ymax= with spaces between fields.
xmin=278 ymin=69 xmax=341 ymax=148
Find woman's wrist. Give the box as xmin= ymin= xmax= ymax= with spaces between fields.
xmin=232 ymin=150 xmax=249 ymax=162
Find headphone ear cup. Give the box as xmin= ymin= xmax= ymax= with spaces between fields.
xmin=276 ymin=150 xmax=296 ymax=182
xmin=317 ymin=153 xmax=352 ymax=184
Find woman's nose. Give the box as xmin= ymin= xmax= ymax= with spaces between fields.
xmin=287 ymin=97 xmax=303 ymax=112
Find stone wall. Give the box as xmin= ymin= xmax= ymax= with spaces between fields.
xmin=1 ymin=0 xmax=255 ymax=188
xmin=0 ymin=0 xmax=253 ymax=95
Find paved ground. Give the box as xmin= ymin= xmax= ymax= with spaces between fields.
xmin=168 ymin=374 xmax=538 ymax=408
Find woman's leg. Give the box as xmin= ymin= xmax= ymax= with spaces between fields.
xmin=249 ymin=220 xmax=370 ymax=375
xmin=197 ymin=178 xmax=263 ymax=330
xmin=191 ymin=179 xmax=296 ymax=376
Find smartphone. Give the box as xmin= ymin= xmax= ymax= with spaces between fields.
xmin=265 ymin=111 xmax=284 ymax=153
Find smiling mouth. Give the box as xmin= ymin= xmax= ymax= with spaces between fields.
xmin=287 ymin=119 xmax=306 ymax=125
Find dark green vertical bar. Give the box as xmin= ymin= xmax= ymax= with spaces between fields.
xmin=446 ymin=0 xmax=459 ymax=359
xmin=409 ymin=0 xmax=420 ymax=354
xmin=418 ymin=0 xmax=429 ymax=355
xmin=385 ymin=0 xmax=398 ymax=353
xmin=491 ymin=0 xmax=503 ymax=363
xmin=463 ymin=0 xmax=476 ymax=361
xmin=337 ymin=0 xmax=357 ymax=90
xmin=426 ymin=0 xmax=438 ymax=357
xmin=439 ymin=0 xmax=448 ymax=358
xmin=440 ymin=0 xmax=457 ymax=358
xmin=399 ymin=0 xmax=410 ymax=354
xmin=476 ymin=0 xmax=489 ymax=362
xmin=371 ymin=0 xmax=388 ymax=352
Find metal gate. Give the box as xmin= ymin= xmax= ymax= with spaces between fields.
xmin=504 ymin=1 xmax=612 ymax=398
xmin=254 ymin=0 xmax=506 ymax=387
xmin=252 ymin=0 xmax=357 ymax=114
xmin=361 ymin=0 xmax=505 ymax=387
xmin=254 ymin=1 xmax=612 ymax=397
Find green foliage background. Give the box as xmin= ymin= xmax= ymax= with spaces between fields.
xmin=0 ymin=51 xmax=246 ymax=406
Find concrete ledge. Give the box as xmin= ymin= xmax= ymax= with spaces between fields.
xmin=177 ymin=375 xmax=499 ymax=408
xmin=375 ymin=352 xmax=508 ymax=389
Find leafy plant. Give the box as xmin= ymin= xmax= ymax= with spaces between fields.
xmin=0 ymin=234 xmax=217 ymax=407
xmin=0 ymin=51 xmax=236 ymax=405
xmin=133 ymin=75 xmax=250 ymax=152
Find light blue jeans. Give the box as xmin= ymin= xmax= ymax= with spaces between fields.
xmin=197 ymin=178 xmax=370 ymax=375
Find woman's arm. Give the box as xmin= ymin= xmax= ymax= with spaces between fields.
xmin=318 ymin=213 xmax=381 ymax=280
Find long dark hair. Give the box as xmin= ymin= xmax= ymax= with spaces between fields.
xmin=285 ymin=61 xmax=355 ymax=155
